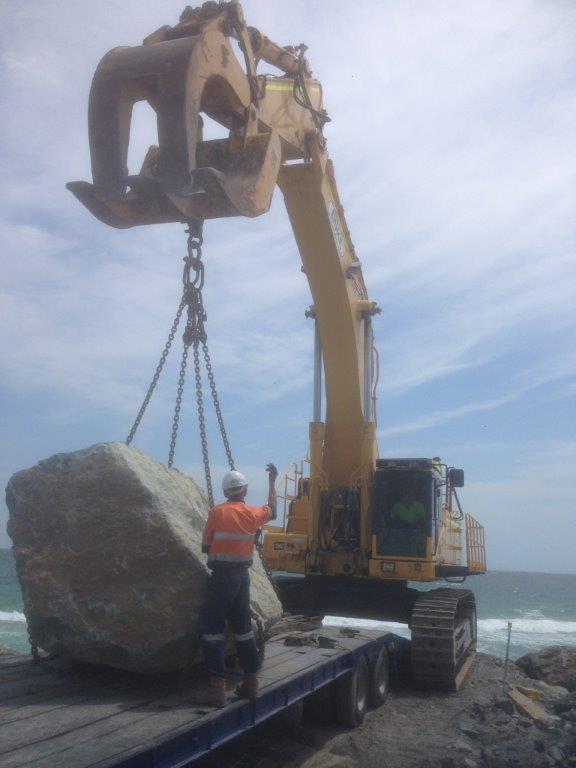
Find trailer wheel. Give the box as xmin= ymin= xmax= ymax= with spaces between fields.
xmin=368 ymin=645 xmax=390 ymax=708
xmin=336 ymin=654 xmax=369 ymax=727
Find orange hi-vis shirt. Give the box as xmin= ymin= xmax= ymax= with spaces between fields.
xmin=202 ymin=500 xmax=272 ymax=567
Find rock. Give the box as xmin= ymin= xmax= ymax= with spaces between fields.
xmin=516 ymin=646 xmax=576 ymax=692
xmin=554 ymin=691 xmax=576 ymax=714
xmin=532 ymin=680 xmax=570 ymax=700
xmin=6 ymin=442 xmax=282 ymax=673
xmin=460 ymin=727 xmax=482 ymax=740
xmin=494 ymin=698 xmax=516 ymax=715
xmin=548 ymin=746 xmax=563 ymax=763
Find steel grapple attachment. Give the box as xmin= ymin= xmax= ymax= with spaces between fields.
xmin=67 ymin=12 xmax=281 ymax=227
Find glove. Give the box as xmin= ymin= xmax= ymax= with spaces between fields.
xmin=266 ymin=463 xmax=278 ymax=483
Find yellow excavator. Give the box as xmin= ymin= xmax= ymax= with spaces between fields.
xmin=68 ymin=1 xmax=487 ymax=691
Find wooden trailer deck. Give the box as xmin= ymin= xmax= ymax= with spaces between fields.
xmin=0 ymin=628 xmax=407 ymax=768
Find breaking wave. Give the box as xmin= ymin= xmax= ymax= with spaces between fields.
xmin=0 ymin=611 xmax=26 ymax=623
xmin=324 ymin=615 xmax=576 ymax=649
xmin=478 ymin=618 xmax=576 ymax=635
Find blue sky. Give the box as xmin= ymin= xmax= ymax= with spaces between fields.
xmin=1 ymin=0 xmax=575 ymax=573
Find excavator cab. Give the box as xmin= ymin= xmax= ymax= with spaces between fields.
xmin=372 ymin=460 xmax=434 ymax=559
xmin=372 ymin=458 xmax=466 ymax=562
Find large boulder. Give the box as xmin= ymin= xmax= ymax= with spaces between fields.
xmin=516 ymin=645 xmax=576 ymax=692
xmin=6 ymin=442 xmax=283 ymax=673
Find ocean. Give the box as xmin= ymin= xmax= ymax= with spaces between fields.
xmin=1 ymin=549 xmax=575 ymax=659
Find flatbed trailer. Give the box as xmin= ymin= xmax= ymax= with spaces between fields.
xmin=0 ymin=628 xmax=409 ymax=768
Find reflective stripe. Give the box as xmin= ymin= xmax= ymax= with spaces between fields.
xmin=208 ymin=553 xmax=253 ymax=563
xmin=202 ymin=633 xmax=224 ymax=642
xmin=213 ymin=531 xmax=255 ymax=542
xmin=235 ymin=631 xmax=255 ymax=642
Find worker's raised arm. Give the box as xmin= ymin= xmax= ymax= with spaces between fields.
xmin=266 ymin=463 xmax=278 ymax=521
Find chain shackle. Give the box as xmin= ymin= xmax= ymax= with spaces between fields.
xmin=183 ymin=256 xmax=205 ymax=291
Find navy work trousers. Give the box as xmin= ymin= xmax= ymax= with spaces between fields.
xmin=200 ymin=565 xmax=260 ymax=678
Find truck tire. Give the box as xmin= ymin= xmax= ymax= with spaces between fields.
xmin=336 ymin=654 xmax=369 ymax=727
xmin=368 ymin=645 xmax=390 ymax=708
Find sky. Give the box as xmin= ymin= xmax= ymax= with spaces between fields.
xmin=1 ymin=0 xmax=575 ymax=573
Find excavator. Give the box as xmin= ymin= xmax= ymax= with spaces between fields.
xmin=68 ymin=1 xmax=487 ymax=692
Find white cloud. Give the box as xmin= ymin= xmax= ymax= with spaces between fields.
xmin=378 ymin=394 xmax=516 ymax=438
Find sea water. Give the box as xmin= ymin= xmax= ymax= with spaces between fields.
xmin=325 ymin=571 xmax=576 ymax=659
xmin=1 ymin=549 xmax=575 ymax=659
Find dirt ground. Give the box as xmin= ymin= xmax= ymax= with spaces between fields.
xmin=194 ymin=653 xmax=576 ymax=768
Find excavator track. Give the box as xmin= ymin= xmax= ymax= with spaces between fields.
xmin=410 ymin=588 xmax=477 ymax=692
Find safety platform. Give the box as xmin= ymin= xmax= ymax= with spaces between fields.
xmin=0 ymin=627 xmax=408 ymax=768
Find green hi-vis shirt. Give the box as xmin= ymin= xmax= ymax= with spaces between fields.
xmin=390 ymin=500 xmax=426 ymax=524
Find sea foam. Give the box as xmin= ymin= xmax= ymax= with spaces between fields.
xmin=0 ymin=611 xmax=26 ymax=623
xmin=478 ymin=618 xmax=576 ymax=635
xmin=324 ymin=615 xmax=576 ymax=638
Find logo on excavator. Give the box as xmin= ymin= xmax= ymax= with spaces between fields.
xmin=328 ymin=201 xmax=345 ymax=258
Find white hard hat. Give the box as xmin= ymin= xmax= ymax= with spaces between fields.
xmin=222 ymin=470 xmax=247 ymax=494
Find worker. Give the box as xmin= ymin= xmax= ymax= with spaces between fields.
xmin=192 ymin=463 xmax=278 ymax=708
xmin=390 ymin=490 xmax=426 ymax=525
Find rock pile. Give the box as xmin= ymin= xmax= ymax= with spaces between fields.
xmin=6 ymin=442 xmax=282 ymax=673
xmin=516 ymin=645 xmax=576 ymax=692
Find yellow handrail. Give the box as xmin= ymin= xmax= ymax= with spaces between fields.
xmin=465 ymin=513 xmax=487 ymax=573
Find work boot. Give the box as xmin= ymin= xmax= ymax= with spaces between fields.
xmin=190 ymin=675 xmax=227 ymax=708
xmin=235 ymin=673 xmax=259 ymax=700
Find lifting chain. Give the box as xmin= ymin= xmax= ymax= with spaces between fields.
xmin=126 ymin=297 xmax=186 ymax=447
xmin=125 ymin=220 xmax=235 ymax=506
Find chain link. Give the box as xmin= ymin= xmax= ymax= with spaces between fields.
xmin=126 ymin=296 xmax=186 ymax=445
xmin=124 ymin=220 xmax=235 ymax=510
xmin=168 ymin=334 xmax=190 ymax=468
xmin=203 ymin=342 xmax=235 ymax=471
xmin=193 ymin=340 xmax=214 ymax=506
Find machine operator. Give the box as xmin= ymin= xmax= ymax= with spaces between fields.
xmin=390 ymin=489 xmax=426 ymax=526
xmin=192 ymin=464 xmax=278 ymax=708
